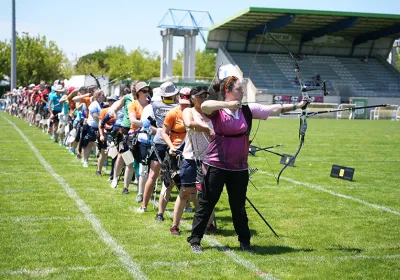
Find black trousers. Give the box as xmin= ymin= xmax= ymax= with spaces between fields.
xmin=187 ymin=165 xmax=250 ymax=245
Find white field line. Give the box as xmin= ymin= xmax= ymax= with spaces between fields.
xmin=3 ymin=254 xmax=399 ymax=276
xmin=0 ymin=216 xmax=83 ymax=223
xmin=152 ymin=201 xmax=278 ymax=280
xmin=147 ymin=254 xmax=400 ymax=266
xmin=1 ymin=264 xmax=123 ymax=277
xmin=2 ymin=116 xmax=147 ymax=280
xmin=0 ymin=171 xmax=47 ymax=175
xmin=258 ymin=170 xmax=400 ymax=216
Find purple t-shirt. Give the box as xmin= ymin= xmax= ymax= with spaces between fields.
xmin=203 ymin=103 xmax=272 ymax=170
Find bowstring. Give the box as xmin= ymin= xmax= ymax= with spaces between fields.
xmin=247 ymin=23 xmax=278 ymax=182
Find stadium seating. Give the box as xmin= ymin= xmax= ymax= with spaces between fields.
xmin=229 ymin=52 xmax=400 ymax=97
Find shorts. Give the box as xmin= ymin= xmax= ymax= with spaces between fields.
xmin=51 ymin=111 xmax=61 ymax=123
xmin=87 ymin=126 xmax=98 ymax=142
xmin=97 ymin=130 xmax=108 ymax=150
xmin=135 ymin=142 xmax=149 ymax=164
xmin=149 ymin=144 xmax=167 ymax=162
xmin=180 ymin=159 xmax=200 ymax=186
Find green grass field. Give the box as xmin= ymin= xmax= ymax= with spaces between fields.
xmin=1 ymin=111 xmax=399 ymax=280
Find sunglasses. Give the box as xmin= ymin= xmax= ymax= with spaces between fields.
xmin=179 ymin=94 xmax=190 ymax=100
xmin=141 ymin=90 xmax=149 ymax=94
xmin=195 ymin=93 xmax=208 ymax=99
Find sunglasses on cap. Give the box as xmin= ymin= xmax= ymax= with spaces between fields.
xmin=179 ymin=93 xmax=190 ymax=100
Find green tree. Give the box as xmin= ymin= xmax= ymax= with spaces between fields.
xmin=172 ymin=50 xmax=183 ymax=77
xmin=196 ymin=49 xmax=216 ymax=78
xmin=0 ymin=32 xmax=69 ymax=86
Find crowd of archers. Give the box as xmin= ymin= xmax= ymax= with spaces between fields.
xmin=3 ymin=77 xmax=308 ymax=253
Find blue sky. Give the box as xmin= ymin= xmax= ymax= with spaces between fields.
xmin=0 ymin=0 xmax=399 ymax=62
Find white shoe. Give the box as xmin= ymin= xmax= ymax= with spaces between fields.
xmin=137 ymin=207 xmax=147 ymax=213
xmin=111 ymin=178 xmax=118 ymax=188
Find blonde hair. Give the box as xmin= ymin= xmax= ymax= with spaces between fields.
xmin=93 ymin=89 xmax=104 ymax=99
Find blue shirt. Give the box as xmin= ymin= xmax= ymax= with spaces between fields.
xmin=62 ymin=102 xmax=70 ymax=115
xmin=50 ymin=92 xmax=63 ymax=112
xmin=46 ymin=90 xmax=55 ymax=109
xmin=114 ymin=109 xmax=124 ymax=127
xmin=87 ymin=101 xmax=102 ymax=128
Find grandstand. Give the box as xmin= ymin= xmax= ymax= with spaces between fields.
xmin=206 ymin=7 xmax=400 ymax=117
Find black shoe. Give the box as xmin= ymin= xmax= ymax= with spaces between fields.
xmin=240 ymin=242 xmax=255 ymax=254
xmin=155 ymin=213 xmax=164 ymax=222
xmin=190 ymin=243 xmax=203 ymax=253
xmin=95 ymin=170 xmax=102 ymax=177
xmin=122 ymin=187 xmax=129 ymax=195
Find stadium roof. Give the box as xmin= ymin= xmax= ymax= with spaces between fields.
xmin=206 ymin=7 xmax=400 ymax=57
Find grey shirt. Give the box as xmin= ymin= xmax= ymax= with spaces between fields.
xmin=152 ymin=101 xmax=177 ymax=145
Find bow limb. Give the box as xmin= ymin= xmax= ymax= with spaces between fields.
xmin=90 ymin=72 xmax=101 ymax=89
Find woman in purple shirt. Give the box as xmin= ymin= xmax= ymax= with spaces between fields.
xmin=187 ymin=75 xmax=308 ymax=253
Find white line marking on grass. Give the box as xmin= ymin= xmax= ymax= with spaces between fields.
xmin=258 ymin=170 xmax=400 ymax=216
xmin=1 ymin=264 xmax=123 ymax=277
xmin=2 ymin=116 xmax=147 ymax=280
xmin=256 ymin=254 xmax=400 ymax=263
xmin=0 ymin=216 xmax=84 ymax=223
xmin=152 ymin=201 xmax=278 ymax=280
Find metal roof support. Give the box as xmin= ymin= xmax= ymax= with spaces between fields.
xmin=299 ymin=17 xmax=359 ymax=53
xmin=158 ymin=9 xmax=214 ymax=81
xmin=226 ymin=30 xmax=231 ymax=50
xmin=351 ymin=23 xmax=400 ymax=56
xmin=244 ymin=14 xmax=296 ymax=52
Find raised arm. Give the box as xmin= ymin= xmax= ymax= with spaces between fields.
xmin=201 ymin=100 xmax=241 ymax=115
xmin=182 ymin=108 xmax=212 ymax=134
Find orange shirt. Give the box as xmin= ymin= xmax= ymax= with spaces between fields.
xmin=128 ymin=100 xmax=144 ymax=131
xmin=100 ymin=108 xmax=116 ymax=125
xmin=163 ymin=106 xmax=186 ymax=147
xmin=81 ymin=96 xmax=91 ymax=109
xmin=68 ymin=95 xmax=76 ymax=115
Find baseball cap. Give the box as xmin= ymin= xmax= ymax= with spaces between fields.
xmin=135 ymin=82 xmax=149 ymax=93
xmin=68 ymin=86 xmax=76 ymax=94
xmin=190 ymin=86 xmax=210 ymax=97
xmin=107 ymin=95 xmax=119 ymax=101
xmin=178 ymin=87 xmax=191 ymax=105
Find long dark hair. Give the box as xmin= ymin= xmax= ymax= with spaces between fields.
xmin=189 ymin=86 xmax=208 ymax=107
xmin=212 ymin=76 xmax=239 ymax=100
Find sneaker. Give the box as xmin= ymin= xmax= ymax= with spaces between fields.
xmin=136 ymin=194 xmax=143 ymax=203
xmin=122 ymin=187 xmax=129 ymax=195
xmin=133 ymin=178 xmax=138 ymax=184
xmin=155 ymin=213 xmax=164 ymax=222
xmin=82 ymin=162 xmax=89 ymax=168
xmin=183 ymin=207 xmax=193 ymax=213
xmin=207 ymin=224 xmax=217 ymax=233
xmin=239 ymin=242 xmax=255 ymax=254
xmin=111 ymin=178 xmax=118 ymax=188
xmin=107 ymin=177 xmax=113 ymax=182
xmin=137 ymin=207 xmax=147 ymax=213
xmin=190 ymin=243 xmax=203 ymax=253
xmin=76 ymin=154 xmax=81 ymax=159
xmin=58 ymin=141 xmax=62 ymax=146
xmin=170 ymin=225 xmax=180 ymax=236
xmin=95 ymin=170 xmax=102 ymax=177
xmin=50 ymin=135 xmax=54 ymax=140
